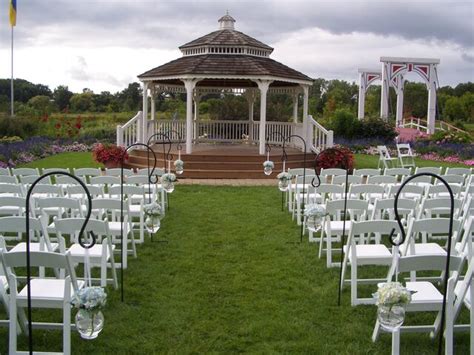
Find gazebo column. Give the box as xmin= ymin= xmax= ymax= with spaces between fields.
xmin=292 ymin=92 xmax=299 ymax=123
xmin=256 ymin=80 xmax=272 ymax=155
xmin=183 ymin=79 xmax=198 ymax=154
xmin=193 ymin=92 xmax=203 ymax=141
xmin=141 ymin=81 xmax=149 ymax=144
xmin=301 ymin=84 xmax=310 ymax=152
xmin=245 ymin=89 xmax=256 ymax=142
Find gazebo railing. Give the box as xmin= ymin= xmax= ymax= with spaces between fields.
xmin=307 ymin=115 xmax=334 ymax=153
xmin=116 ymin=111 xmax=142 ymax=147
xmin=118 ymin=112 xmax=333 ymax=152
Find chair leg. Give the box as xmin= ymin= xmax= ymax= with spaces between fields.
xmin=326 ymin=235 xmax=333 ymax=268
xmin=9 ymin=279 xmax=17 ymax=355
xmin=391 ymin=329 xmax=400 ymax=355
xmin=63 ymin=302 xmax=71 ymax=355
xmin=318 ymin=228 xmax=325 ymax=258
xmin=351 ymin=260 xmax=357 ymax=306
xmin=372 ymin=320 xmax=381 ymax=342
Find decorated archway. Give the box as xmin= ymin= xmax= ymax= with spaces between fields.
xmin=357 ymin=68 xmax=381 ymax=119
xmin=380 ymin=57 xmax=439 ymax=133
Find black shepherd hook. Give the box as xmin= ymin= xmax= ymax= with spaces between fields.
xmin=25 ymin=172 xmax=96 ymax=355
xmin=119 ymin=143 xmax=157 ymax=302
xmin=311 ymin=147 xmax=350 ymax=306
xmin=147 ymin=132 xmax=173 ymax=171
xmin=389 ymin=173 xmax=454 ymax=355
xmin=265 ymin=131 xmax=289 ymax=212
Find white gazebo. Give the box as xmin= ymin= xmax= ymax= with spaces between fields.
xmin=117 ymin=14 xmax=333 ymax=155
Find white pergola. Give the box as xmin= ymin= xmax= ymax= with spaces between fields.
xmin=137 ymin=14 xmax=313 ymax=155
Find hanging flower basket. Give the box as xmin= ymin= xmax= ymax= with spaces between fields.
xmin=373 ymin=282 xmax=412 ymax=332
xmin=304 ymin=204 xmax=327 ymax=232
xmin=71 ymin=286 xmax=107 ymax=340
xmin=92 ymin=143 xmax=128 ymax=169
xmin=277 ymin=172 xmax=292 ymax=192
xmin=144 ymin=202 xmax=164 ymax=233
xmin=263 ymin=160 xmax=274 ymax=175
xmin=174 ymin=159 xmax=184 ymax=175
xmin=161 ymin=173 xmax=177 ymax=193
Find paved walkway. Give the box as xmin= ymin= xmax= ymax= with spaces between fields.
xmin=178 ymin=178 xmax=275 ymax=186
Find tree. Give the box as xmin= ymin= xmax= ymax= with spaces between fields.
xmin=443 ymin=96 xmax=466 ymax=121
xmin=118 ymin=82 xmax=142 ymax=111
xmin=70 ymin=92 xmax=95 ymax=112
xmin=53 ymin=85 xmax=73 ymax=111
xmin=403 ymin=82 xmax=428 ymax=118
xmin=27 ymin=95 xmax=57 ymax=114
xmin=460 ymin=92 xmax=474 ymax=122
xmin=0 ymin=78 xmax=51 ymax=103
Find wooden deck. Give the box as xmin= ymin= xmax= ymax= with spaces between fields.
xmin=127 ymin=143 xmax=315 ymax=179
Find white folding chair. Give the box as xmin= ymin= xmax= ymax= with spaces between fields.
xmin=332 ymin=174 xmax=363 ymax=186
xmin=416 ymin=197 xmax=463 ymax=220
xmin=341 ymin=220 xmax=401 ymax=305
xmin=319 ymin=199 xmax=369 ymax=268
xmin=0 ymin=183 xmax=24 ymax=197
xmin=396 ymin=143 xmax=416 ymax=168
xmin=54 ymin=218 xmax=118 ymax=289
xmin=384 ymin=167 xmax=412 ymax=182
xmin=387 ymin=184 xmax=425 ymax=202
xmin=73 ymin=167 xmax=102 ymax=184
xmin=372 ymin=254 xmax=462 ymax=354
xmin=377 ymin=146 xmax=397 ymax=169
xmin=425 ymin=183 xmax=462 ymax=200
xmin=105 ymin=168 xmax=134 ymax=177
xmin=319 ymin=168 xmax=347 ymax=184
xmin=0 ymin=167 xmax=11 ymax=176
xmin=0 ymin=175 xmax=17 ymax=184
xmin=11 ymin=167 xmax=39 ymax=177
xmin=1 ymin=249 xmax=83 ymax=355
xmin=353 ymin=168 xmax=382 ymax=181
xmin=0 ymin=196 xmax=28 ymax=217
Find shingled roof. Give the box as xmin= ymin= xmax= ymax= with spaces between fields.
xmin=179 ymin=29 xmax=273 ymax=51
xmin=138 ymin=54 xmax=312 ymax=83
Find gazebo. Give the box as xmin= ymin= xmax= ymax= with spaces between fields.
xmin=118 ymin=14 xmax=332 ymax=156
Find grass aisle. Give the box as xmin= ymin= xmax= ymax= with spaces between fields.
xmin=1 ymin=186 xmax=469 ymax=353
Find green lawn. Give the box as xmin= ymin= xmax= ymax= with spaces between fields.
xmin=0 ymin=186 xmax=469 ymax=354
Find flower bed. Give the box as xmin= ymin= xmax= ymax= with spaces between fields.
xmin=0 ymin=136 xmax=100 ymax=168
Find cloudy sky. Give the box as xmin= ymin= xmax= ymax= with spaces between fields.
xmin=0 ymin=0 xmax=473 ymax=93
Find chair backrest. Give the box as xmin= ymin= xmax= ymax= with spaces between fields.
xmin=349 ymin=220 xmax=402 ymax=240
xmin=0 ymin=196 xmax=27 ymax=211
xmin=0 ymin=216 xmax=43 ymax=234
xmin=108 ymin=185 xmax=145 ymax=198
xmin=384 ymin=168 xmax=412 ymax=179
xmin=11 ymin=168 xmax=39 ymax=176
xmin=414 ymin=166 xmax=443 ymax=175
xmin=127 ymin=175 xmax=152 ymax=185
xmin=353 ymin=168 xmax=381 ymax=177
xmin=73 ymin=168 xmax=102 ymax=183
xmin=105 ymin=168 xmax=134 ymax=177
xmin=417 ymin=198 xmax=463 ymax=219
xmin=90 ymin=176 xmax=121 ymax=186
xmin=0 ymin=175 xmax=17 ymax=184
xmin=438 ymin=174 xmax=465 ymax=185
xmin=315 ymin=183 xmax=344 ymax=200
xmin=326 ymin=199 xmax=369 ymax=217
xmin=371 ymin=198 xmax=417 ymax=220
xmin=349 ymin=183 xmax=385 ymax=197
xmin=388 ymin=183 xmax=425 ymax=199
xmin=368 ymin=175 xmax=398 ymax=185
xmin=92 ymin=198 xmax=128 ymax=212
xmin=66 ymin=184 xmax=104 ymax=198
xmin=396 ymin=143 xmax=414 ymax=157
xmin=407 ymin=218 xmax=461 ymax=243
xmin=136 ymin=167 xmax=165 ymax=177
xmin=0 ymin=183 xmax=24 ymax=197
xmin=21 ymin=175 xmax=51 ymax=185
xmin=426 ymin=183 xmax=462 ymax=199
xmin=320 ymin=168 xmax=346 ymax=177
xmin=54 ymin=217 xmax=109 ymax=240
xmin=377 ymin=145 xmax=392 ymax=159
xmin=445 ymin=167 xmax=472 ymax=176
xmin=0 ymin=167 xmax=11 ymax=176
xmin=332 ymin=175 xmax=362 ymax=185
xmin=55 ymin=175 xmax=83 ymax=186
xmin=41 ymin=168 xmax=70 ymax=175
xmin=1 ymin=250 xmax=79 ymax=291
xmin=28 ymin=184 xmax=63 ymax=196
xmin=397 ymin=254 xmax=462 ymax=273
xmin=36 ymin=197 xmax=83 ymax=215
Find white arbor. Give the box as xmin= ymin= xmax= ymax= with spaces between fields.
xmin=357 ymin=69 xmax=381 ymax=119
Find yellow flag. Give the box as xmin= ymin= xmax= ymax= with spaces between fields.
xmin=10 ymin=0 xmax=17 ymax=27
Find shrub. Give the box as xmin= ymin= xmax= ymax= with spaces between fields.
xmin=92 ymin=143 xmax=128 ymax=165
xmin=315 ymin=146 xmax=354 ymax=173
xmin=0 ymin=116 xmax=40 ymax=138
xmin=328 ymin=109 xmax=360 ymax=139
xmin=358 ymin=117 xmax=397 ymax=141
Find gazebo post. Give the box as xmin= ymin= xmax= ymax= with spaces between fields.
xmin=183 ymin=79 xmax=198 ymax=154
xmin=292 ymin=92 xmax=299 ymax=123
xmin=193 ymin=92 xmax=203 ymax=141
xmin=256 ymin=80 xmax=272 ymax=155
xmin=245 ymin=89 xmax=256 ymax=142
xmin=141 ymin=81 xmax=149 ymax=143
xmin=301 ymin=85 xmax=310 ymax=152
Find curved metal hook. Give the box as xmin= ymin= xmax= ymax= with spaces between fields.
xmin=166 ymin=129 xmax=183 ymax=155
xmin=120 ymin=143 xmax=158 ymax=187
xmin=147 ymin=132 xmax=172 ymax=165
xmin=265 ymin=131 xmax=288 ymax=164
xmin=311 ymin=147 xmax=349 ymax=188
xmin=389 ymin=172 xmax=454 ymax=355
xmin=25 ymin=171 xmax=96 ymax=354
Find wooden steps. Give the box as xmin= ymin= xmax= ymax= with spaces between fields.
xmin=126 ymin=143 xmax=315 ymax=179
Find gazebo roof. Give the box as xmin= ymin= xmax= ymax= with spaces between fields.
xmin=179 ymin=29 xmax=273 ymax=51
xmin=138 ymin=13 xmax=313 ymax=87
xmin=138 ymin=54 xmax=312 ymax=85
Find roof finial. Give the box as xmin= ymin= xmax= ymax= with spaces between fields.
xmin=218 ymin=12 xmax=236 ymax=30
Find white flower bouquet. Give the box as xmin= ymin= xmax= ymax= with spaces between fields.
xmin=373 ymin=282 xmax=413 ymax=332
xmin=304 ymin=204 xmax=327 ymax=232
xmin=277 ymin=172 xmax=292 ymax=181
xmin=263 ymin=160 xmax=274 ymax=169
xmin=71 ymin=286 xmax=107 ymax=311
xmin=161 ymin=173 xmax=177 ymax=183
xmin=144 ymin=202 xmax=164 ymax=219
xmin=174 ymin=159 xmax=184 ymax=169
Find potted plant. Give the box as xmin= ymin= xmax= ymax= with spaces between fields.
xmin=304 ymin=204 xmax=327 ymax=232
xmin=161 ymin=173 xmax=177 ymax=193
xmin=373 ymin=282 xmax=412 ymax=332
xmin=71 ymin=286 xmax=107 ymax=340
xmin=144 ymin=201 xmax=164 ymax=233
xmin=92 ymin=143 xmax=128 ymax=169
xmin=276 ymin=171 xmax=292 ymax=192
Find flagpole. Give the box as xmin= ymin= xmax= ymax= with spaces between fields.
xmin=11 ymin=25 xmax=14 ymax=117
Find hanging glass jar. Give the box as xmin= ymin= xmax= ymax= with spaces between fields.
xmin=174 ymin=159 xmax=184 ymax=175
xmin=71 ymin=286 xmax=107 ymax=340
xmin=373 ymin=282 xmax=412 ymax=332
xmin=263 ymin=160 xmax=274 ymax=176
xmin=161 ymin=173 xmax=176 ymax=193
xmin=144 ymin=202 xmax=164 ymax=233
xmin=277 ymin=172 xmax=292 ymax=192
xmin=75 ymin=309 xmax=105 ymax=340
xmin=304 ymin=204 xmax=327 ymax=232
